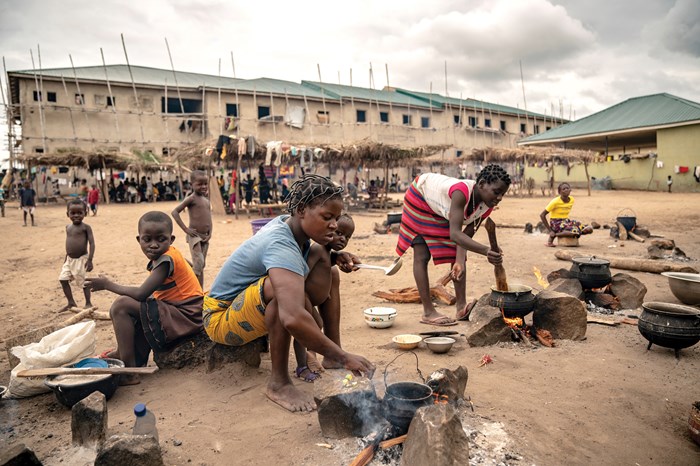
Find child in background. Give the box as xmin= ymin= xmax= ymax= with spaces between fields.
xmin=667 ymin=175 xmax=673 ymax=193
xmin=87 ymin=184 xmax=100 ymax=216
xmin=293 ymin=213 xmax=356 ymax=382
xmin=59 ymin=200 xmax=95 ymax=312
xmin=20 ymin=180 xmax=36 ymax=226
xmin=396 ymin=165 xmax=511 ymax=326
xmin=85 ymin=211 xmax=203 ymax=385
xmin=172 ymin=170 xmax=212 ymax=287
xmin=0 ymin=186 xmax=5 ymax=217
xmin=540 ymin=182 xmax=593 ymax=247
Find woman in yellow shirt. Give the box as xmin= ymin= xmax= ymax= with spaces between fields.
xmin=540 ymin=182 xmax=593 ymax=247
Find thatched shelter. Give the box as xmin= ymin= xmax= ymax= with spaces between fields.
xmin=468 ymin=146 xmax=597 ymax=195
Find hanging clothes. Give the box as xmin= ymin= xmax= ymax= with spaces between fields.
xmin=220 ymin=144 xmax=228 ymax=160
xmin=216 ymin=135 xmax=231 ymax=154
xmin=237 ymin=137 xmax=246 ymax=157
xmin=247 ymin=136 xmax=257 ymax=157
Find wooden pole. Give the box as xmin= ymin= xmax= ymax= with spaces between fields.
xmin=554 ymin=250 xmax=698 ymax=274
xmin=121 ymin=34 xmax=146 ymax=148
xmin=100 ymin=48 xmax=121 ymax=146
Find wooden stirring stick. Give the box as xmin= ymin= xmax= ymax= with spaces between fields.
xmin=484 ymin=218 xmax=509 ymax=291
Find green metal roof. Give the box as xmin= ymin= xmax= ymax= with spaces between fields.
xmin=395 ymin=88 xmax=558 ymax=121
xmin=301 ymin=81 xmax=440 ymax=109
xmin=9 ymin=64 xmax=240 ymax=89
xmin=218 ymin=77 xmax=337 ymax=100
xmin=521 ymin=93 xmax=700 ymax=143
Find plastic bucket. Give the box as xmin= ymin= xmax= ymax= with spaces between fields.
xmin=251 ymin=218 xmax=274 ymax=235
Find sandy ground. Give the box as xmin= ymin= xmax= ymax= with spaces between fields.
xmin=1 ymin=189 xmax=699 ymax=465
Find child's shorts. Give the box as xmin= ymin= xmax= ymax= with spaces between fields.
xmin=203 ymin=277 xmax=267 ymax=346
xmin=59 ymin=254 xmax=88 ymax=286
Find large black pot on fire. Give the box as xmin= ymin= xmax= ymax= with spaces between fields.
xmin=638 ymin=302 xmax=700 ymax=358
xmin=489 ymin=284 xmax=535 ymax=318
xmin=382 ymin=352 xmax=433 ymax=435
xmin=570 ymin=256 xmax=612 ymax=289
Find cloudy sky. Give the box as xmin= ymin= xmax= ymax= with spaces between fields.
xmin=1 ymin=0 xmax=699 ymax=160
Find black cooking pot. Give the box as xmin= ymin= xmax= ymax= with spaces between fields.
xmin=44 ymin=358 xmax=124 ymax=408
xmin=570 ymin=256 xmax=612 ymax=289
xmin=382 ymin=352 xmax=433 ymax=435
xmin=638 ymin=302 xmax=700 ymax=357
xmin=489 ymin=284 xmax=535 ymax=318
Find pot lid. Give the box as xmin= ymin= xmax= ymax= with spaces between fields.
xmin=572 ymin=256 xmax=610 ymax=266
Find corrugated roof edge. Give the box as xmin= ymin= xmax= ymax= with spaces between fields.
xmin=8 ymin=63 xmax=241 ymax=81
xmin=520 ymin=92 xmax=700 ymax=143
xmin=302 ymin=81 xmax=441 ymax=109
xmin=395 ymin=88 xmax=557 ymax=120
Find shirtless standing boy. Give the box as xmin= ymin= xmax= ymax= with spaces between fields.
xmin=59 ymin=199 xmax=95 ymax=311
xmin=172 ymin=170 xmax=212 ymax=286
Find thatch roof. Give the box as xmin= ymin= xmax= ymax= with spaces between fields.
xmin=17 ymin=148 xmax=165 ymax=171
xmin=172 ymin=138 xmax=451 ymax=170
xmin=469 ymin=146 xmax=597 ymax=163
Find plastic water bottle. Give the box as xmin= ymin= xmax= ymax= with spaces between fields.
xmin=132 ymin=403 xmax=159 ymax=443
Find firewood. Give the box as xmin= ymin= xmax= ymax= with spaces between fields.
xmin=535 ymin=328 xmax=555 ymax=347
xmin=349 ymin=445 xmax=375 ymax=466
xmin=554 ymin=250 xmax=698 ymax=274
xmin=615 ymin=221 xmax=628 ymax=240
xmin=438 ymin=272 xmax=452 ymax=287
xmin=372 ymin=290 xmax=420 ymax=303
xmin=586 ymin=317 xmax=620 ymax=326
xmin=430 ymin=285 xmax=456 ymax=305
xmin=628 ymin=231 xmax=645 ymax=243
xmin=379 ymin=434 xmax=408 ymax=449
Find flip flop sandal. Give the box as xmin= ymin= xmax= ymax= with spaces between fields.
xmin=457 ymin=299 xmax=477 ymax=321
xmin=295 ymin=366 xmax=320 ymax=383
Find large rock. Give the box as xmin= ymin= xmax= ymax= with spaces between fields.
xmin=94 ymin=434 xmax=163 ymax=466
xmin=153 ymin=331 xmax=266 ymax=372
xmin=467 ymin=293 xmax=498 ymax=324
xmin=467 ymin=316 xmax=512 ymax=347
xmin=71 ymin=391 xmax=107 ymax=447
xmin=610 ymin=273 xmax=647 ymax=309
xmin=533 ymin=290 xmax=587 ymax=340
xmin=546 ymin=268 xmax=573 ymax=284
xmin=401 ymin=404 xmax=469 ymax=466
xmin=426 ymin=366 xmax=468 ymax=402
xmin=313 ymin=369 xmax=384 ymax=439
xmin=0 ymin=443 xmax=43 ymax=466
xmin=547 ymin=278 xmax=583 ymax=299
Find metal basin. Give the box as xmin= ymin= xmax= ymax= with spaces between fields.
xmin=661 ymin=272 xmax=700 ymax=306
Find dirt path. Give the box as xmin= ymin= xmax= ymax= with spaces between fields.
xmin=1 ymin=189 xmax=699 ymax=465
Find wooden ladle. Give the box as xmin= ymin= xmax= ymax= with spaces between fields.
xmin=484 ymin=218 xmax=509 ymax=291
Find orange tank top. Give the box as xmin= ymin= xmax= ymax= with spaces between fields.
xmin=149 ymin=246 xmax=203 ymax=302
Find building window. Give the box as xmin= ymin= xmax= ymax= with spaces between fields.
xmin=356 ymin=110 xmax=366 ymax=123
xmin=456 ymin=150 xmax=463 ymax=158
xmin=162 ymin=148 xmax=170 ymax=156
xmin=520 ymin=123 xmax=526 ymax=133
xmin=546 ymin=126 xmax=551 ymax=131
xmin=421 ymin=116 xmax=430 ymax=128
xmin=402 ymin=114 xmax=412 ymax=125
xmin=161 ymin=97 xmax=202 ymax=114
xmin=317 ymin=110 xmax=329 ymax=124
xmin=257 ymin=106 xmax=270 ymax=119
xmin=33 ymin=91 xmax=57 ymax=102
xmin=226 ymin=103 xmax=239 ymax=117
xmin=500 ymin=120 xmax=507 ymax=131
xmin=534 ymin=125 xmax=540 ymax=134
xmin=453 ymin=114 xmax=462 ymax=126
xmin=485 ymin=119 xmax=491 ymax=128
xmin=34 ymin=147 xmax=44 ymax=153
xmin=468 ymin=116 xmax=477 ymax=128
xmin=379 ymin=111 xmax=389 ymax=123
xmin=75 ymin=94 xmax=84 ymax=105
xmin=106 ymin=96 xmax=116 ymax=107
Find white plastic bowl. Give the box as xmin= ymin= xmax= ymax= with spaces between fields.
xmin=364 ymin=307 xmax=397 ymax=328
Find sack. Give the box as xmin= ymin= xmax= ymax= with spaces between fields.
xmin=7 ymin=321 xmax=96 ymax=398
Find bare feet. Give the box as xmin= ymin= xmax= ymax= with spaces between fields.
xmin=306 ymin=351 xmax=324 ymax=373
xmin=545 ymin=242 xmax=556 ymax=247
xmin=83 ymin=304 xmax=96 ymax=310
xmin=321 ymin=357 xmax=344 ymax=370
xmin=56 ymin=303 xmax=77 ymax=313
xmin=118 ymin=374 xmax=141 ymax=386
xmin=266 ymin=382 xmax=316 ymax=412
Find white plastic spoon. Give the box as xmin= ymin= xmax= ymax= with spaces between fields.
xmin=355 ymin=257 xmax=403 ymax=276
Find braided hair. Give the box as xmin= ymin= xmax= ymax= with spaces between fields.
xmin=287 ymin=174 xmax=343 ymax=215
xmin=476 ymin=164 xmax=511 ymax=186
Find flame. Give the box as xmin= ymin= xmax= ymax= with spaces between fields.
xmin=432 ymin=393 xmax=449 ymax=405
xmin=502 ymin=314 xmax=524 ymax=328
xmin=533 ymin=266 xmax=549 ymax=289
